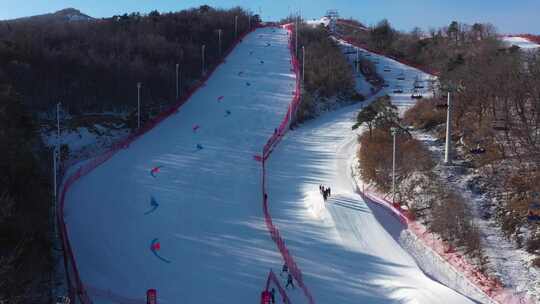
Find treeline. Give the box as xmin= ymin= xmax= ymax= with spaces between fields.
xmin=0 ymin=6 xmax=258 ymax=114
xmin=292 ymin=23 xmax=355 ymax=122
xmin=355 ymin=96 xmax=485 ymax=264
xmin=346 ymin=18 xmax=540 ymax=259
xmin=0 ymin=83 xmax=52 ymax=303
xmin=338 ymin=19 xmax=498 ymax=75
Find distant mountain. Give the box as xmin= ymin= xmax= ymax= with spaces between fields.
xmin=8 ymin=8 xmax=94 ymax=23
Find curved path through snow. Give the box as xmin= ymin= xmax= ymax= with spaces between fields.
xmin=264 ymin=44 xmax=476 ymax=303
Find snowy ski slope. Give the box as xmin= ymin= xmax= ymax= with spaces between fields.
xmin=66 ymin=27 xmax=475 ymax=303
xmin=264 ymin=42 xmax=475 ymax=303
xmin=65 ymin=27 xmax=295 ymax=303
xmin=502 ymin=36 xmax=540 ymax=49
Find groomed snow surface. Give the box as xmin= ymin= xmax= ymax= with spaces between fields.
xmin=66 ymin=27 xmax=475 ymax=303
xmin=502 ymin=36 xmax=540 ymax=49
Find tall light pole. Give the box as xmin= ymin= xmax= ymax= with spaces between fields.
xmin=175 ymin=63 xmax=179 ymax=100
xmin=302 ymin=46 xmax=305 ymax=85
xmin=444 ymin=91 xmax=452 ymax=164
xmin=391 ymin=127 xmax=398 ymax=204
xmin=201 ymin=44 xmax=206 ymax=76
xmin=356 ymin=48 xmax=359 ymax=73
xmin=137 ymin=82 xmax=141 ymax=129
xmin=217 ymin=29 xmax=222 ymax=57
xmin=295 ymin=14 xmax=299 ymax=58
xmin=56 ymin=102 xmax=61 ymax=148
xmin=234 ymin=15 xmax=238 ymax=40
xmin=53 ymin=146 xmax=57 ymax=237
xmin=53 ymin=102 xmax=61 ymax=238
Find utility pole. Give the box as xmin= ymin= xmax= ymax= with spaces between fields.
xmin=56 ymin=102 xmax=61 ymax=149
xmin=356 ymin=48 xmax=359 ymax=73
xmin=137 ymin=82 xmax=141 ymax=129
xmin=444 ymin=91 xmax=452 ymax=164
xmin=248 ymin=15 xmax=251 ymax=31
xmin=53 ymin=147 xmax=57 ymax=237
xmin=391 ymin=127 xmax=398 ymax=205
xmin=175 ymin=63 xmax=179 ymax=100
xmin=201 ymin=44 xmax=206 ymax=76
xmin=53 ymin=102 xmax=61 ymax=238
xmin=235 ymin=15 xmax=238 ymax=40
xmin=295 ymin=14 xmax=299 ymax=58
xmin=217 ymin=29 xmax=222 ymax=57
xmin=302 ymin=46 xmax=305 ymax=84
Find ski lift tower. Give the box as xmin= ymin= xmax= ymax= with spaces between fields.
xmin=326 ymin=9 xmax=339 ymax=33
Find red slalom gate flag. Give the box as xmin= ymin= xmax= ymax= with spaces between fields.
xmin=253 ymin=155 xmax=262 ymax=162
xmin=147 ymin=289 xmax=157 ymax=304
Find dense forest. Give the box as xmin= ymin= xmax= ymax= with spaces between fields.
xmin=0 ymin=83 xmax=52 ymax=303
xmin=0 ymin=6 xmax=258 ymax=114
xmin=348 ymin=19 xmax=540 ymax=268
xmin=291 ymin=21 xmax=356 ymax=122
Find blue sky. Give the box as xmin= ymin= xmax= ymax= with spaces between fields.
xmin=0 ymin=0 xmax=538 ymax=34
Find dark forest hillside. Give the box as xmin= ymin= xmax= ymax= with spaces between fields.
xmin=0 ymin=6 xmax=258 ymax=114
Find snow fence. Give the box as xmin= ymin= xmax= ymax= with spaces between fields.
xmin=338 ymin=36 xmax=534 ymax=303
xmin=57 ymin=25 xmax=264 ymax=304
xmin=355 ymin=181 xmax=533 ymax=304
xmin=257 ymin=23 xmax=315 ymax=304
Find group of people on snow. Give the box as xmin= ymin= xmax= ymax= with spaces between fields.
xmin=319 ymin=184 xmax=331 ymax=201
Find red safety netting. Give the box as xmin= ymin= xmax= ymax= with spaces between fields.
xmin=508 ymin=34 xmax=540 ymax=45
xmin=265 ymin=270 xmax=292 ymax=304
xmin=258 ymin=23 xmax=315 ymax=304
xmin=57 ymin=25 xmax=263 ymax=304
xmin=357 ymin=184 xmax=535 ymax=304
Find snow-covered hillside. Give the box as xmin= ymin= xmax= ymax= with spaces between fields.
xmin=263 ymin=41 xmax=476 ymax=303
xmin=64 ymin=27 xmax=295 ymax=303
xmin=502 ymin=36 xmax=540 ymax=49
xmin=65 ymin=26 xmax=478 ymax=304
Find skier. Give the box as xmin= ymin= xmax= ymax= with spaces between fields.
xmin=246 ymin=81 xmax=251 ymax=86
xmin=196 ymin=144 xmax=203 ymax=150
xmin=270 ymin=288 xmax=276 ymax=304
xmin=286 ymin=273 xmax=294 ymax=289
xmin=225 ymin=110 xmax=231 ymax=117
xmin=260 ymin=60 xmax=265 ymax=64
xmin=281 ymin=263 xmax=288 ymax=276
xmin=328 ymin=187 xmax=331 ymax=197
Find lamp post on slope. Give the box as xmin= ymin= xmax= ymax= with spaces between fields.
xmin=235 ymin=15 xmax=238 ymax=40
xmin=391 ymin=127 xmax=399 ymax=205
xmin=175 ymin=63 xmax=179 ymax=100
xmin=201 ymin=44 xmax=206 ymax=76
xmin=444 ymin=91 xmax=453 ymax=164
xmin=217 ymin=29 xmax=222 ymax=57
xmin=302 ymin=46 xmax=305 ymax=85
xmin=137 ymin=82 xmax=142 ymax=129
